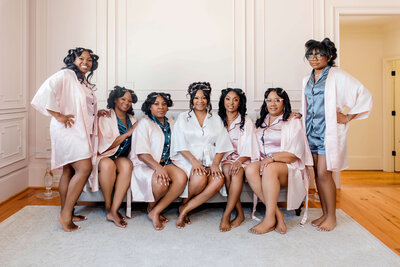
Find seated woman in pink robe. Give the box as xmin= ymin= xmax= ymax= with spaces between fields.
xmin=31 ymin=47 xmax=103 ymax=232
xmin=130 ymin=93 xmax=187 ymax=230
xmin=245 ymin=88 xmax=313 ymax=234
xmin=94 ymin=86 xmax=138 ymax=228
xmin=218 ymin=88 xmax=259 ymax=232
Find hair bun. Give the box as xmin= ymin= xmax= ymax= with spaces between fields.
xmin=187 ymin=82 xmax=212 ymax=95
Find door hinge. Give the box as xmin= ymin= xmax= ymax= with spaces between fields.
xmin=392 ymin=71 xmax=396 ymax=76
xmin=393 ymin=151 xmax=397 ymax=156
xmin=392 ymin=111 xmax=396 ymax=116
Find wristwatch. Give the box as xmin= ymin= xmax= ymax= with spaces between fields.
xmin=267 ymin=154 xmax=275 ymax=162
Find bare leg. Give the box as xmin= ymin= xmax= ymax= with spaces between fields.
xmin=58 ymin=158 xmax=92 ymax=232
xmin=316 ymin=155 xmax=336 ymax=231
xmin=107 ymin=157 xmax=132 ymax=228
xmin=250 ymin=163 xmax=288 ymax=234
xmin=220 ymin=164 xmax=244 ymax=232
xmin=177 ymin=172 xmax=224 ymax=228
xmin=177 ymin=173 xmax=207 ymax=228
xmin=148 ymin=165 xmax=187 ymax=231
xmin=311 ymin=155 xmax=326 ymax=226
xmin=245 ymin=161 xmax=265 ymax=203
xmin=147 ymin=172 xmax=169 ymax=230
xmin=98 ymin=158 xmax=117 ymax=213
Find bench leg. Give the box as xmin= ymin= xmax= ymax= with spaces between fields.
xmin=126 ymin=187 xmax=132 ymax=218
xmin=295 ymin=202 xmax=304 ymax=216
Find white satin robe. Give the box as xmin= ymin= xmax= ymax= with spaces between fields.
xmin=31 ymin=69 xmax=98 ymax=170
xmin=171 ymin=111 xmax=234 ymax=198
xmin=301 ymin=67 xmax=373 ymax=171
xmin=129 ymin=117 xmax=168 ymax=202
xmin=87 ymin=109 xmax=136 ymax=192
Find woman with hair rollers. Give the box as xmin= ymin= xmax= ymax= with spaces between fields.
xmin=302 ymin=38 xmax=373 ymax=231
xmin=171 ymin=82 xmax=233 ymax=229
xmin=32 ymin=47 xmax=104 ymax=232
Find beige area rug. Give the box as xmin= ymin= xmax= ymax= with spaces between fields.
xmin=0 ymin=206 xmax=399 ymax=267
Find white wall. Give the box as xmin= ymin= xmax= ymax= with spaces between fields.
xmin=2 ymin=0 xmax=400 ymax=200
xmin=0 ymin=0 xmax=29 ymax=202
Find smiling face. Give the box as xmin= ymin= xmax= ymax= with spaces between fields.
xmin=224 ymin=91 xmax=240 ymax=113
xmin=265 ymin=91 xmax=284 ymax=117
xmin=150 ymin=95 xmax=168 ymax=120
xmin=114 ymin=91 xmax=132 ymax=113
xmin=73 ymin=50 xmax=93 ymax=74
xmin=307 ymin=49 xmax=330 ymax=71
xmin=193 ymin=89 xmax=208 ymax=112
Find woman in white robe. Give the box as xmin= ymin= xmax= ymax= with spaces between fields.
xmin=31 ymin=47 xmax=102 ymax=232
xmin=95 ymin=86 xmax=138 ymax=228
xmin=245 ymin=88 xmax=313 ymax=234
xmin=130 ymin=93 xmax=187 ymax=230
xmin=217 ymin=88 xmax=259 ymax=232
xmin=302 ymin=38 xmax=373 ymax=231
xmin=171 ymin=82 xmax=234 ymax=228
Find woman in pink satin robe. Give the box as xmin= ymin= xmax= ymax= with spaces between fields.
xmin=302 ymin=38 xmax=373 ymax=231
xmin=245 ymin=88 xmax=313 ymax=234
xmin=218 ymin=88 xmax=259 ymax=232
xmin=95 ymin=86 xmax=138 ymax=228
xmin=130 ymin=92 xmax=187 ymax=231
xmin=31 ymin=47 xmax=101 ymax=232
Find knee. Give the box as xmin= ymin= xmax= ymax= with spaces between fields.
xmin=316 ymin=169 xmax=331 ymax=181
xmin=190 ymin=174 xmax=208 ymax=189
xmin=117 ymin=159 xmax=133 ymax=174
xmin=262 ymin=163 xmax=279 ymax=177
xmin=245 ymin=167 xmax=259 ymax=183
xmin=175 ymin=173 xmax=188 ymax=187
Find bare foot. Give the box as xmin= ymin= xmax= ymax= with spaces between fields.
xmin=178 ymin=205 xmax=191 ymax=225
xmin=219 ymin=215 xmax=232 ymax=232
xmin=274 ymin=209 xmax=287 ymax=234
xmin=117 ymin=211 xmax=127 ymax=223
xmin=72 ymin=214 xmax=87 ymax=222
xmin=230 ymin=213 xmax=245 ymax=228
xmin=58 ymin=213 xmax=80 ymax=232
xmin=317 ymin=215 xmax=336 ymax=231
xmin=148 ymin=209 xmax=164 ymax=231
xmin=176 ymin=212 xmax=186 ymax=229
xmin=160 ymin=214 xmax=168 ymax=223
xmin=311 ymin=214 xmax=326 ymax=227
xmin=249 ymin=218 xmax=276 ymax=234
xmin=107 ymin=212 xmax=127 ymax=228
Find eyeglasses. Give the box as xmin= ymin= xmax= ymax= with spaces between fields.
xmin=306 ymin=54 xmax=324 ymax=61
xmin=265 ymin=98 xmax=284 ymax=103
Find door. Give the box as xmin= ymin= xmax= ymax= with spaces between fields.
xmin=394 ymin=60 xmax=400 ymax=172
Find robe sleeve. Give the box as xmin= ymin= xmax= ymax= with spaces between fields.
xmin=283 ymin=118 xmax=310 ymax=168
xmin=170 ymin=113 xmax=189 ymax=155
xmin=134 ymin=118 xmax=152 ymax=155
xmin=98 ymin=115 xmax=116 ymax=154
xmin=215 ymin=118 xmax=234 ymax=154
xmin=337 ymin=70 xmax=373 ymax=120
xmin=238 ymin=118 xmax=260 ymax=161
xmin=31 ymin=71 xmax=64 ymax=116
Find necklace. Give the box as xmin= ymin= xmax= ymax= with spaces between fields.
xmin=227 ymin=114 xmax=239 ymax=121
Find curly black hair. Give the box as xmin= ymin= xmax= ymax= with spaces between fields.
xmin=304 ymin=38 xmax=337 ymax=66
xmin=62 ymin=47 xmax=99 ymax=86
xmin=141 ymin=92 xmax=173 ymax=119
xmin=218 ymin=88 xmax=247 ymax=131
xmin=187 ymin=82 xmax=212 ymax=115
xmin=255 ymin=88 xmax=292 ymax=128
xmin=106 ymin=86 xmax=138 ymax=115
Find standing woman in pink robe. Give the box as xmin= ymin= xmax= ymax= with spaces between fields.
xmin=245 ymin=88 xmax=312 ymax=234
xmin=302 ymin=38 xmax=373 ymax=231
xmin=95 ymin=86 xmax=138 ymax=228
xmin=31 ymin=47 xmax=102 ymax=232
xmin=218 ymin=88 xmax=259 ymax=232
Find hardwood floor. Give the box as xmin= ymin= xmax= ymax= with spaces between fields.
xmin=1 ymin=171 xmax=400 ymax=256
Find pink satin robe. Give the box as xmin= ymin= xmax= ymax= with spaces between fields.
xmin=31 ymin=69 xmax=98 ymax=170
xmin=129 ymin=117 xmax=168 ymax=202
xmin=87 ymin=109 xmax=136 ymax=192
xmin=301 ymin=67 xmax=373 ymax=171
xmin=256 ymin=117 xmax=313 ymax=213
